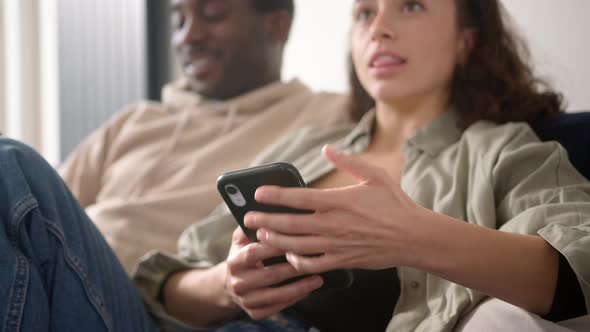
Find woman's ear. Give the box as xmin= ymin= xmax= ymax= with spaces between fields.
xmin=457 ymin=28 xmax=476 ymax=65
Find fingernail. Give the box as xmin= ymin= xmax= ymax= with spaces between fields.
xmin=285 ymin=252 xmax=294 ymax=262
xmin=254 ymin=188 xmax=266 ymax=201
xmin=257 ymin=229 xmax=268 ymax=242
xmin=245 ymin=213 xmax=257 ymax=228
xmin=312 ymin=277 xmax=324 ymax=289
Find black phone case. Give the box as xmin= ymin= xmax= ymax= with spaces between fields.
xmin=217 ymin=162 xmax=354 ymax=290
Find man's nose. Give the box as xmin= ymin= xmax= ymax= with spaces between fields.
xmin=178 ymin=16 xmax=208 ymax=45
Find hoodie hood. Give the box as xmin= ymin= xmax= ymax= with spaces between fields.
xmin=161 ymin=77 xmax=311 ymax=116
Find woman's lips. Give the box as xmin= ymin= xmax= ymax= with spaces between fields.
xmin=369 ymin=52 xmax=408 ymax=77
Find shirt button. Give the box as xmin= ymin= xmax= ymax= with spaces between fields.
xmin=410 ymin=281 xmax=420 ymax=289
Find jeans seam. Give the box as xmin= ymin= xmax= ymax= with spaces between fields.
xmin=8 ymin=195 xmax=38 ymax=243
xmin=3 ymin=195 xmax=36 ymax=332
xmin=7 ymin=194 xmax=113 ymax=332
xmin=3 ymin=252 xmax=29 ymax=332
xmin=45 ymin=222 xmax=114 ymax=332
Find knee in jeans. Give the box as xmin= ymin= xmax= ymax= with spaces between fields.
xmin=0 ymin=137 xmax=64 ymax=213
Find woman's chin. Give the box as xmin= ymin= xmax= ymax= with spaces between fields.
xmin=370 ymin=89 xmax=413 ymax=106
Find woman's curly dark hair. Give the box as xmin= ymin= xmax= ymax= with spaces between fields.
xmin=349 ymin=0 xmax=564 ymax=126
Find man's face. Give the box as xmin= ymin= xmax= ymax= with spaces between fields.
xmin=171 ymin=0 xmax=283 ymax=100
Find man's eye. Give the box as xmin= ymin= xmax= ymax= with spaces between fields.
xmin=202 ymin=4 xmax=230 ymax=22
xmin=402 ymin=1 xmax=425 ymax=13
xmin=171 ymin=12 xmax=186 ymax=29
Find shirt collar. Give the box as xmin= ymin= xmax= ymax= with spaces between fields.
xmin=338 ymin=108 xmax=463 ymax=158
xmin=405 ymin=108 xmax=463 ymax=157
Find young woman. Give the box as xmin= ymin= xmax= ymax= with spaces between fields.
xmin=0 ymin=1 xmax=587 ymax=332
xmin=158 ymin=0 xmax=589 ymax=331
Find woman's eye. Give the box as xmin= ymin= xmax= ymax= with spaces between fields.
xmin=355 ymin=8 xmax=375 ymax=22
xmin=402 ymin=1 xmax=425 ymax=13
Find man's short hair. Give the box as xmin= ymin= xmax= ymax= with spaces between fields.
xmin=251 ymin=0 xmax=294 ymax=17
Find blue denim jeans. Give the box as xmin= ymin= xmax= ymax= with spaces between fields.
xmin=0 ymin=138 xmax=316 ymax=332
xmin=0 ymin=138 xmax=160 ymax=332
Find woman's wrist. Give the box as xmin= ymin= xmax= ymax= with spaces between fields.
xmin=400 ymin=207 xmax=457 ymax=271
xmin=163 ymin=263 xmax=240 ymax=327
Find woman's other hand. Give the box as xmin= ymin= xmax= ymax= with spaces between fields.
xmin=224 ymin=227 xmax=324 ymax=320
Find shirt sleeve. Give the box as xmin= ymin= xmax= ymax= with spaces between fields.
xmin=490 ymin=123 xmax=590 ymax=315
xmin=132 ymin=207 xmax=238 ymax=330
xmin=131 ymin=123 xmax=356 ymax=329
xmin=58 ymin=107 xmax=135 ymax=207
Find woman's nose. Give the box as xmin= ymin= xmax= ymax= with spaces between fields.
xmin=369 ymin=11 xmax=397 ymax=42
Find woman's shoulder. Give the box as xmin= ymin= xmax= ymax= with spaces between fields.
xmin=453 ymin=120 xmax=564 ymax=173
xmin=464 ymin=120 xmax=539 ymax=145
xmin=461 ymin=120 xmax=545 ymax=156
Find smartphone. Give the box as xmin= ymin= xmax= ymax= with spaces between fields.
xmin=217 ymin=162 xmax=354 ymax=290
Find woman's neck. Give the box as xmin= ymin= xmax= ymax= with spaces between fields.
xmin=369 ymin=95 xmax=449 ymax=155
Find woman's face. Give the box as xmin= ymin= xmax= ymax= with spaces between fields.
xmin=351 ymin=0 xmax=472 ymax=107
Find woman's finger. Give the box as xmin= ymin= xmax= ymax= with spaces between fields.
xmin=285 ymin=252 xmax=342 ymax=275
xmin=227 ymin=242 xmax=286 ymax=272
xmin=231 ymin=226 xmax=251 ymax=246
xmin=244 ymin=211 xmax=328 ymax=235
xmin=228 ymin=262 xmax=304 ymax=296
xmin=244 ymin=292 xmax=314 ymax=320
xmin=255 ymin=185 xmax=346 ymax=212
xmin=240 ymin=274 xmax=323 ymax=309
xmin=322 ymin=144 xmax=389 ymax=184
xmin=257 ymin=228 xmax=329 ymax=255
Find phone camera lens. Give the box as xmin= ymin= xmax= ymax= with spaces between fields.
xmin=226 ymin=185 xmax=238 ymax=195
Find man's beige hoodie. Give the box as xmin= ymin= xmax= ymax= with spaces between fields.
xmin=59 ymin=78 xmax=350 ymax=273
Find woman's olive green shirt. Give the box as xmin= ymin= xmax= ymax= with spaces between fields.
xmin=134 ymin=110 xmax=590 ymax=332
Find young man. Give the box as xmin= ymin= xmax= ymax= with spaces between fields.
xmin=59 ymin=0 xmax=349 ymax=273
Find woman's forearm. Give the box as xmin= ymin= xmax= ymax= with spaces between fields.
xmin=162 ymin=263 xmax=241 ymax=327
xmin=412 ymin=210 xmax=559 ymax=315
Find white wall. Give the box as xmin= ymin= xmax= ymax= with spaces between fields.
xmin=283 ymin=0 xmax=590 ymax=111
xmin=0 ymin=0 xmax=60 ymax=164
xmin=0 ymin=0 xmax=4 ymax=131
xmin=282 ymin=0 xmax=354 ymax=94
xmin=501 ymin=0 xmax=590 ymax=111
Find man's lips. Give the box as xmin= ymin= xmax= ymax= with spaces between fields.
xmin=184 ymin=56 xmax=217 ymax=78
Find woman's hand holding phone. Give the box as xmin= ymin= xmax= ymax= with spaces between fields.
xmin=224 ymin=228 xmax=324 ymax=320
xmin=244 ymin=146 xmax=428 ymax=274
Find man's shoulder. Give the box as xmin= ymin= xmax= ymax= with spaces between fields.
xmin=285 ymin=90 xmax=352 ymax=126
xmin=103 ymin=100 xmax=178 ymax=129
